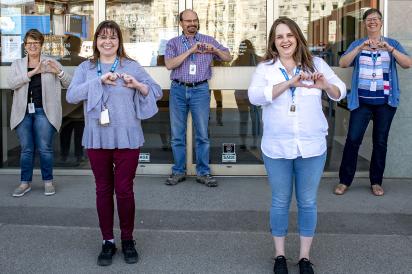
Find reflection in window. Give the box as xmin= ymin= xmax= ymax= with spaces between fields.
xmin=193 ymin=0 xmax=266 ymax=66
xmin=106 ymin=0 xmax=179 ymax=66
xmin=0 ymin=0 xmax=94 ymax=65
xmin=276 ymin=0 xmax=378 ymax=66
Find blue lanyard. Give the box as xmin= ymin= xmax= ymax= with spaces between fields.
xmin=97 ymin=56 xmax=119 ymax=76
xmin=279 ymin=66 xmax=301 ymax=102
xmin=371 ymin=52 xmax=378 ymax=78
xmin=181 ymin=34 xmax=199 ymax=62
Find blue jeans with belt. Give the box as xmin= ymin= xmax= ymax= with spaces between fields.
xmin=169 ymin=81 xmax=211 ymax=176
xmin=15 ymin=108 xmax=56 ymax=183
xmin=263 ymin=152 xmax=326 ymax=237
xmin=339 ymin=103 xmax=397 ymax=186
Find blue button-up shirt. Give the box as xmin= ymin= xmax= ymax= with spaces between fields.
xmin=165 ymin=32 xmax=229 ymax=83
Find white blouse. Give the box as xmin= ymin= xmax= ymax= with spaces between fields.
xmin=248 ymin=57 xmax=346 ymax=159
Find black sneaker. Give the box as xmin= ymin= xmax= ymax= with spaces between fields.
xmin=97 ymin=241 xmax=117 ymax=266
xmin=298 ymin=258 xmax=314 ymax=274
xmin=273 ymin=255 xmax=288 ymax=274
xmin=122 ymin=240 xmax=139 ymax=264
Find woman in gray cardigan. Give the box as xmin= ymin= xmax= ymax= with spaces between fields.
xmin=8 ymin=29 xmax=72 ymax=197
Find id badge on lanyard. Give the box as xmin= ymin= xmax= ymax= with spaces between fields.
xmin=182 ymin=35 xmax=197 ymax=75
xmin=189 ymin=63 xmax=197 ymax=75
xmin=97 ymin=57 xmax=119 ymax=126
xmin=28 ymin=103 xmax=35 ymax=113
xmin=370 ymin=52 xmax=378 ymax=92
xmin=28 ymin=90 xmax=35 ymax=113
xmin=370 ymin=81 xmax=377 ymax=92
xmin=100 ymin=106 xmax=110 ymax=126
xmin=279 ymin=66 xmax=301 ymax=115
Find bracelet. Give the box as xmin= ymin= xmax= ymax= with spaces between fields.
xmin=390 ymin=47 xmax=395 ymax=53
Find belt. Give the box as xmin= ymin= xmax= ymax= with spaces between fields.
xmin=173 ymin=79 xmax=207 ymax=87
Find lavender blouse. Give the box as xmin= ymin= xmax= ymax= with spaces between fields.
xmin=66 ymin=58 xmax=162 ymax=149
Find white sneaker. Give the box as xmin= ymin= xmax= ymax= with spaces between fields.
xmin=44 ymin=183 xmax=56 ymax=196
xmin=12 ymin=184 xmax=31 ymax=197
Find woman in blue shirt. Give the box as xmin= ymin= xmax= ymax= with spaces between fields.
xmin=335 ymin=9 xmax=412 ymax=196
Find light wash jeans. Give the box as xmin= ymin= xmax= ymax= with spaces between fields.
xmin=15 ymin=108 xmax=56 ymax=183
xmin=169 ymin=81 xmax=211 ymax=176
xmin=263 ymin=152 xmax=326 ymax=237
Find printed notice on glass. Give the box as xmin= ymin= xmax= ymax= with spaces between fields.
xmin=222 ymin=143 xmax=236 ymax=163
xmin=1 ymin=35 xmax=21 ymax=62
xmin=139 ymin=153 xmax=150 ymax=163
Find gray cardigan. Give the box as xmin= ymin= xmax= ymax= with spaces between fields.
xmin=7 ymin=55 xmax=72 ymax=131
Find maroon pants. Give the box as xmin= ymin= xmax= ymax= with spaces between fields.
xmin=87 ymin=148 xmax=140 ymax=241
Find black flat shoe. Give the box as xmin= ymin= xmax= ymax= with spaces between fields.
xmin=97 ymin=241 xmax=117 ymax=266
xmin=298 ymin=258 xmax=314 ymax=274
xmin=122 ymin=240 xmax=139 ymax=264
xmin=273 ymin=255 xmax=288 ymax=274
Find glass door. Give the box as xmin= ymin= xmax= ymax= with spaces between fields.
xmin=189 ymin=0 xmax=268 ymax=175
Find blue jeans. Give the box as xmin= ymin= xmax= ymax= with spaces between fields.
xmin=169 ymin=81 xmax=210 ymax=176
xmin=263 ymin=152 xmax=326 ymax=237
xmin=15 ymin=108 xmax=56 ymax=183
xmin=339 ymin=103 xmax=396 ymax=186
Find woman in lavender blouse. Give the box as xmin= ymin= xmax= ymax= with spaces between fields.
xmin=66 ymin=20 xmax=162 ymax=266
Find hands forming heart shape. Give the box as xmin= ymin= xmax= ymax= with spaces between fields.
xmin=361 ymin=39 xmax=394 ymax=52
xmin=100 ymin=72 xmax=149 ymax=96
xmin=191 ymin=42 xmax=216 ymax=54
xmin=101 ymin=72 xmax=138 ymax=87
xmin=289 ymin=72 xmax=332 ymax=90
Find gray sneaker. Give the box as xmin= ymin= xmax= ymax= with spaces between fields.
xmin=12 ymin=184 xmax=31 ymax=197
xmin=165 ymin=174 xmax=186 ymax=185
xmin=196 ymin=174 xmax=218 ymax=187
xmin=44 ymin=183 xmax=56 ymax=196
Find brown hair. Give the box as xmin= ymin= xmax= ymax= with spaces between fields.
xmin=363 ymin=8 xmax=382 ymax=21
xmin=91 ymin=20 xmax=130 ymax=64
xmin=24 ymin=29 xmax=44 ymax=46
xmin=263 ymin=17 xmax=315 ymax=72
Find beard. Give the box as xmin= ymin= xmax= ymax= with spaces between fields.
xmin=187 ymin=25 xmax=198 ymax=33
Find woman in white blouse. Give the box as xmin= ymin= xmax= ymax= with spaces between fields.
xmin=248 ymin=17 xmax=346 ymax=274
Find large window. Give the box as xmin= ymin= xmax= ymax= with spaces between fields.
xmin=275 ymin=0 xmax=379 ymax=66
xmin=105 ymin=0 xmax=179 ymax=66
xmin=0 ymin=0 xmax=94 ymax=168
xmin=194 ymin=0 xmax=267 ymax=67
xmin=0 ymin=0 xmax=94 ymax=65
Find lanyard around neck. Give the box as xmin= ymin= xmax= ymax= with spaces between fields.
xmin=97 ymin=56 xmax=119 ymax=76
xmin=371 ymin=52 xmax=379 ymax=79
xmin=181 ymin=34 xmax=199 ymax=62
xmin=279 ymin=66 xmax=301 ymax=102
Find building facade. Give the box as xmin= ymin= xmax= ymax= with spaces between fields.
xmin=0 ymin=0 xmax=411 ymax=177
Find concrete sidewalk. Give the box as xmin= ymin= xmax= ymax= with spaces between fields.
xmin=0 ymin=174 xmax=411 ymax=274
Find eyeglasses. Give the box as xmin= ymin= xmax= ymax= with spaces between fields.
xmin=97 ymin=35 xmax=118 ymax=41
xmin=182 ymin=19 xmax=199 ymax=23
xmin=25 ymin=42 xmax=41 ymax=46
xmin=365 ymin=17 xmax=381 ymax=23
